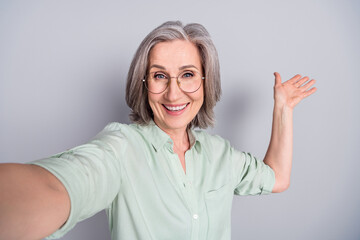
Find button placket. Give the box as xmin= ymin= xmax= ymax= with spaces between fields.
xmin=186 ymin=149 xmax=200 ymax=240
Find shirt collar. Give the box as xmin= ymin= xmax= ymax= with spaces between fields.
xmin=139 ymin=120 xmax=202 ymax=153
xmin=188 ymin=128 xmax=202 ymax=153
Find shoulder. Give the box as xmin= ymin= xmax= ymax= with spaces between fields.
xmin=95 ymin=122 xmax=158 ymax=146
xmin=192 ymin=129 xmax=232 ymax=149
xmin=96 ymin=122 xmax=142 ymax=137
xmin=100 ymin=122 xmax=133 ymax=132
xmin=91 ymin=122 xmax=145 ymax=147
xmin=192 ymin=130 xmax=235 ymax=162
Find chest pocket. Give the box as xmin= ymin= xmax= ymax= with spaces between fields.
xmin=204 ymin=182 xmax=233 ymax=240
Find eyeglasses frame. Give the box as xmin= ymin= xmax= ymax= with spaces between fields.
xmin=142 ymin=70 xmax=205 ymax=94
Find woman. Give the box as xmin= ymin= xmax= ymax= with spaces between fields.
xmin=0 ymin=21 xmax=316 ymax=240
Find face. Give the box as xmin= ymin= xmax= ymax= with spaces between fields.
xmin=147 ymin=40 xmax=204 ymax=134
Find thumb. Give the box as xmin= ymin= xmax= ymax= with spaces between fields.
xmin=274 ymin=72 xmax=282 ymax=85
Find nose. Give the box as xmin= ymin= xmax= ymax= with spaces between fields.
xmin=164 ymin=77 xmax=182 ymax=101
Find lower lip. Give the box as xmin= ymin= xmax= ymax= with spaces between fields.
xmin=162 ymin=104 xmax=189 ymax=116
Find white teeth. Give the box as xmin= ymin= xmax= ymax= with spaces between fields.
xmin=164 ymin=103 xmax=188 ymax=111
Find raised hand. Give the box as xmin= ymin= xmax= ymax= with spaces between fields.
xmin=273 ymin=72 xmax=317 ymax=109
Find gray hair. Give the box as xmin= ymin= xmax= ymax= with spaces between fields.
xmin=126 ymin=21 xmax=221 ymax=129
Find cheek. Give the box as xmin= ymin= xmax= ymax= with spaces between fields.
xmin=148 ymin=93 xmax=158 ymax=105
xmin=147 ymin=95 xmax=156 ymax=112
xmin=196 ymin=89 xmax=205 ymax=106
xmin=147 ymin=94 xmax=163 ymax=115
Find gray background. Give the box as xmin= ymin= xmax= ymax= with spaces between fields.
xmin=0 ymin=0 xmax=359 ymax=239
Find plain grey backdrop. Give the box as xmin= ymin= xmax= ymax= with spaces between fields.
xmin=1 ymin=0 xmax=359 ymax=239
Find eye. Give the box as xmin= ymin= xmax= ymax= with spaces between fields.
xmin=153 ymin=72 xmax=168 ymax=80
xmin=182 ymin=72 xmax=194 ymax=78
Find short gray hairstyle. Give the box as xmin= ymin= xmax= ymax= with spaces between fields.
xmin=126 ymin=21 xmax=221 ymax=129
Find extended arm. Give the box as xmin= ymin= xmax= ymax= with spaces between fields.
xmin=264 ymin=72 xmax=316 ymax=193
xmin=0 ymin=163 xmax=70 ymax=240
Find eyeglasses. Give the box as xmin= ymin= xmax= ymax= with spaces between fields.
xmin=142 ymin=70 xmax=204 ymax=94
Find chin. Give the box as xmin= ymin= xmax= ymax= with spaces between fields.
xmin=164 ymin=118 xmax=191 ymax=130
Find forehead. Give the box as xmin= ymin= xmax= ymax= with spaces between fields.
xmin=149 ymin=40 xmax=202 ymax=69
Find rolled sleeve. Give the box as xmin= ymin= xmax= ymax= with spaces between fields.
xmin=27 ymin=123 xmax=125 ymax=239
xmin=232 ymin=150 xmax=275 ymax=196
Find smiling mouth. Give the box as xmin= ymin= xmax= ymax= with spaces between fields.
xmin=162 ymin=103 xmax=189 ymax=112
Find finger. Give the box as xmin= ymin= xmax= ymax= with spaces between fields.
xmin=295 ymin=76 xmax=310 ymax=87
xmin=274 ymin=72 xmax=282 ymax=85
xmin=288 ymin=74 xmax=302 ymax=84
xmin=303 ymin=87 xmax=317 ymax=98
xmin=300 ymin=79 xmax=316 ymax=91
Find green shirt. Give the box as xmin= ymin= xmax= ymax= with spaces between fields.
xmin=30 ymin=121 xmax=275 ymax=240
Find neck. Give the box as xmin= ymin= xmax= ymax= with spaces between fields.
xmin=154 ymin=121 xmax=190 ymax=153
xmin=169 ymin=130 xmax=189 ymax=153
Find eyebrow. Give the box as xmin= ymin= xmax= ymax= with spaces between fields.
xmin=149 ymin=64 xmax=200 ymax=71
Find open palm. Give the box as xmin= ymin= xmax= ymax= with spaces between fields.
xmin=273 ymin=72 xmax=317 ymax=109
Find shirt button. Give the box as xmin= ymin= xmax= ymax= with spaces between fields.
xmin=193 ymin=214 xmax=199 ymax=220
